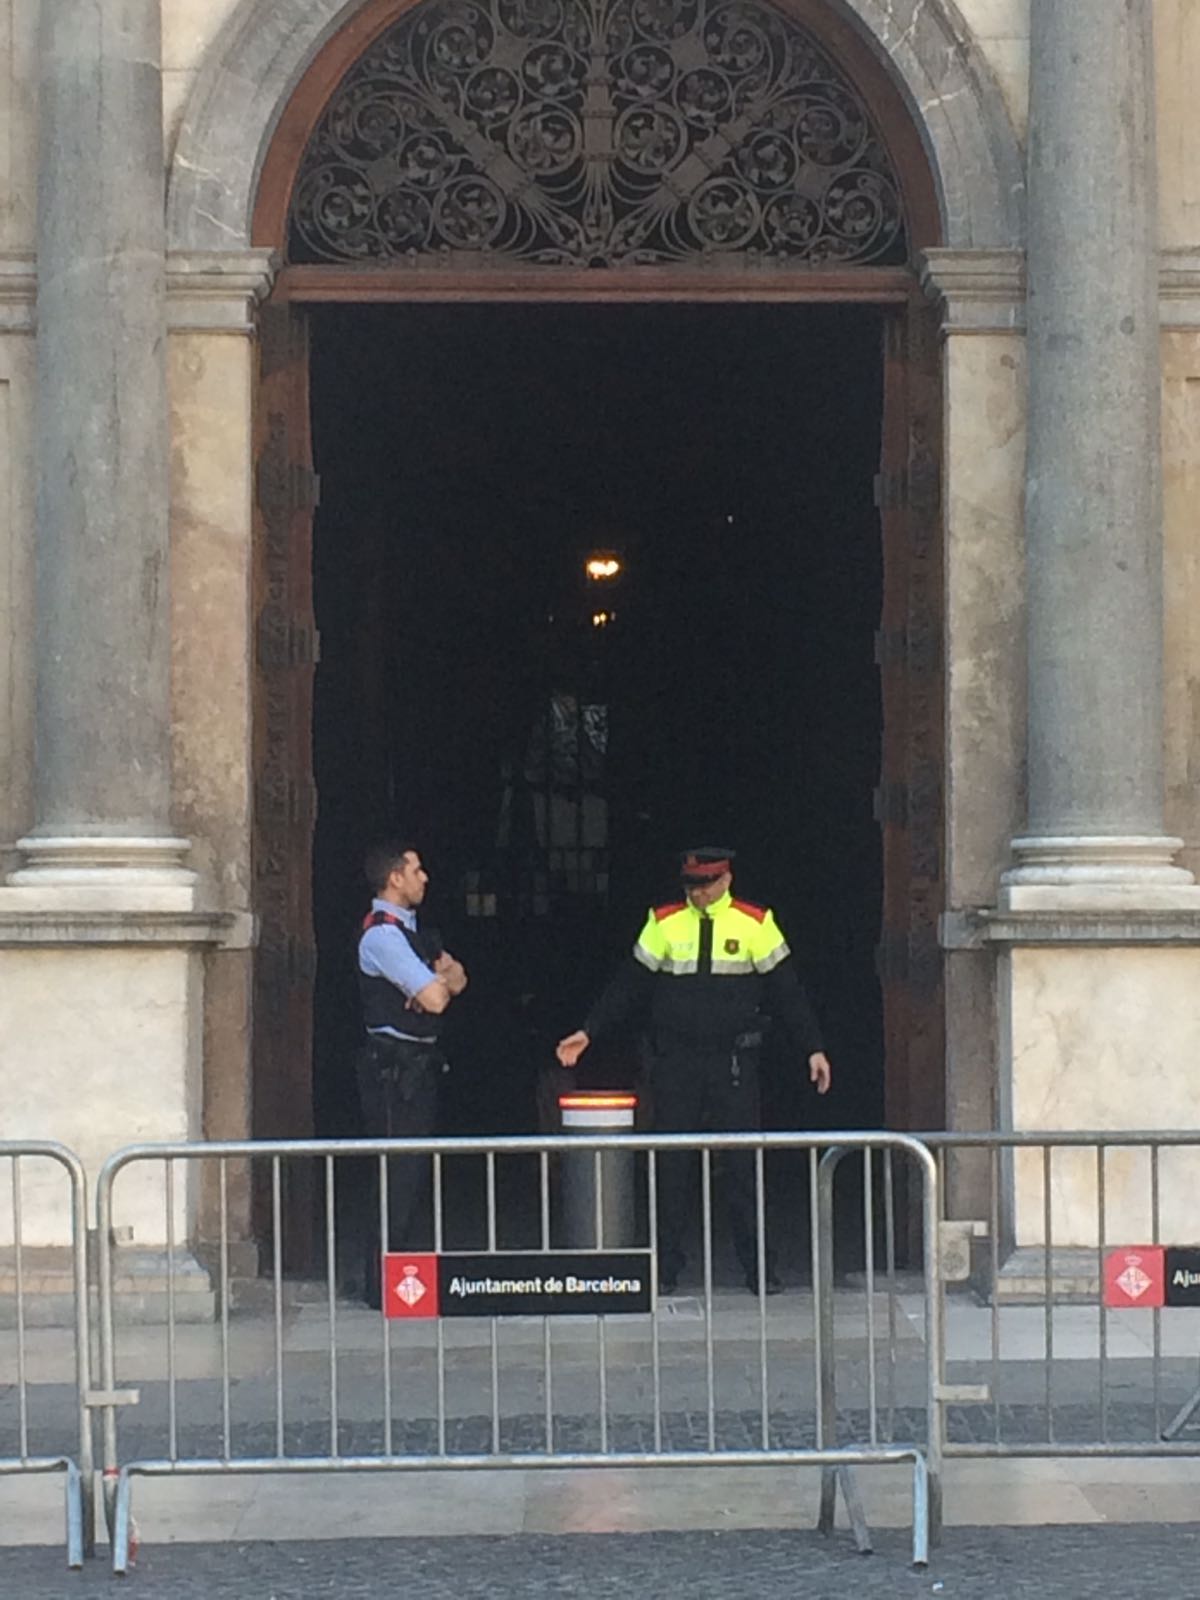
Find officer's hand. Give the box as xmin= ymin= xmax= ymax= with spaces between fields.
xmin=556 ymin=1030 xmax=590 ymax=1067
xmin=808 ymin=1051 xmax=832 ymax=1095
xmin=434 ymin=952 xmax=468 ymax=995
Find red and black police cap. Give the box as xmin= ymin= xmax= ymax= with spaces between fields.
xmin=679 ymin=848 xmax=736 ymax=885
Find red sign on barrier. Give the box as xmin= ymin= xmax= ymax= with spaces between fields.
xmin=1103 ymin=1246 xmax=1165 ymax=1308
xmin=383 ymin=1253 xmax=440 ymax=1319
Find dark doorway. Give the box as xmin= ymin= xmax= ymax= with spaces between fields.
xmin=309 ymin=303 xmax=886 ymax=1149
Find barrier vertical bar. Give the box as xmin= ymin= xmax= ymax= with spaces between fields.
xmin=1151 ymin=1143 xmax=1162 ymax=1436
xmin=815 ymin=1147 xmax=833 ymax=1534
xmin=648 ymin=1149 xmax=662 ymax=1453
xmin=1043 ymin=1144 xmax=1054 ymax=1444
xmin=218 ymin=1160 xmax=232 ymax=1461
xmin=989 ymin=1144 xmax=1001 ymax=1445
xmin=433 ymin=1152 xmax=446 ymax=1456
xmin=863 ymin=1147 xmax=878 ymax=1445
xmin=702 ymin=1147 xmax=715 ymax=1452
xmin=487 ymin=1151 xmax=500 ymax=1453
xmin=166 ymin=1159 xmax=177 ymax=1463
xmin=96 ymin=1159 xmax=119 ymax=1541
xmin=595 ymin=1149 xmax=609 ymax=1455
xmin=884 ymin=1146 xmax=898 ymax=1443
xmin=272 ymin=1156 xmax=285 ymax=1459
xmin=71 ymin=1149 xmax=94 ymax=1559
xmin=1097 ymin=1143 xmax=1108 ymax=1442
xmin=12 ymin=1157 xmax=29 ymax=1461
xmin=379 ymin=1152 xmax=394 ymax=1456
xmin=755 ymin=1147 xmax=768 ymax=1450
xmin=540 ymin=1150 xmax=553 ymax=1453
xmin=326 ymin=1155 xmax=339 ymax=1458
xmin=921 ymin=1138 xmax=944 ymax=1547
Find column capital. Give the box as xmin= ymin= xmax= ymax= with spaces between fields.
xmin=167 ymin=250 xmax=281 ymax=334
xmin=918 ymin=248 xmax=1026 ymax=335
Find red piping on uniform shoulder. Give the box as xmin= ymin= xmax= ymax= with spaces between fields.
xmin=731 ymin=899 xmax=767 ymax=923
xmin=653 ymin=901 xmax=687 ymax=921
xmin=362 ymin=909 xmax=401 ymax=931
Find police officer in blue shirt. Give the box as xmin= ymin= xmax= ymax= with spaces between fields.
xmin=358 ymin=840 xmax=467 ymax=1305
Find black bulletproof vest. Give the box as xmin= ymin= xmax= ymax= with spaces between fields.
xmin=358 ymin=910 xmax=444 ymax=1042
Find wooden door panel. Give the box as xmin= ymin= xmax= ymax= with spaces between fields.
xmin=877 ymin=299 xmax=945 ymax=1136
xmin=253 ymin=302 xmax=318 ymax=1267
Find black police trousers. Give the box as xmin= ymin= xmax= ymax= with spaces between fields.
xmin=357 ymin=1035 xmax=442 ymax=1305
xmin=650 ymin=1040 xmax=769 ymax=1286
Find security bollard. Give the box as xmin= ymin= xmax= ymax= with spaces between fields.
xmin=558 ymin=1093 xmax=637 ymax=1249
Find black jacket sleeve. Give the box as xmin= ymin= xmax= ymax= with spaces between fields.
xmin=763 ymin=956 xmax=824 ymax=1059
xmin=583 ymin=958 xmax=655 ymax=1041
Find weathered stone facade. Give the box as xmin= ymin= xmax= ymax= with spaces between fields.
xmin=3 ymin=0 xmax=1200 ymax=1255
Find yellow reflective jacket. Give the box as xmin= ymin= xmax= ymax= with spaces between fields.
xmin=584 ymin=889 xmax=822 ymax=1056
xmin=632 ymin=891 xmax=790 ymax=978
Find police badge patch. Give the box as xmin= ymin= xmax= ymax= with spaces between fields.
xmin=724 ymin=938 xmax=739 ymax=954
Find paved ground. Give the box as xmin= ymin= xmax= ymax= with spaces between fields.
xmin=5 ymin=1526 xmax=1200 ymax=1598
xmin=6 ymin=1288 xmax=1200 ymax=1590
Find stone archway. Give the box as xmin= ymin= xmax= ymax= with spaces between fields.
xmin=167 ymin=0 xmax=1024 ymax=254
xmin=164 ymin=0 xmax=1026 ymax=1198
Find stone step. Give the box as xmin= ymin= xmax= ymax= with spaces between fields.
xmin=0 ymin=1246 xmax=216 ymax=1327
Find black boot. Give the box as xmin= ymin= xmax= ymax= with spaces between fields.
xmin=743 ymin=1264 xmax=783 ymax=1296
xmin=657 ymin=1250 xmax=684 ymax=1296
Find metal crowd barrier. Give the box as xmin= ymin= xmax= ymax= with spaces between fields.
xmin=818 ymin=1131 xmax=1200 ymax=1484
xmin=95 ymin=1132 xmax=943 ymax=1574
xmin=0 ymin=1141 xmax=93 ymax=1567
xmin=929 ymin=1131 xmax=1200 ymax=1462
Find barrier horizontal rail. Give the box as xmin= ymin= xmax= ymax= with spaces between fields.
xmin=95 ymin=1131 xmax=942 ymax=1575
xmin=0 ymin=1140 xmax=93 ymax=1568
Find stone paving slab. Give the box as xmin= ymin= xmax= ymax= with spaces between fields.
xmin=5 ymin=1527 xmax=1200 ymax=1598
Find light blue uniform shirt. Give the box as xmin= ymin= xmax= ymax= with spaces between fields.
xmin=359 ymin=898 xmax=439 ymax=1042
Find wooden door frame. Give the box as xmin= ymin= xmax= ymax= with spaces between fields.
xmin=247 ymin=0 xmax=948 ymax=1154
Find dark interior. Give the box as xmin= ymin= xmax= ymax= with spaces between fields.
xmin=308 ymin=302 xmax=887 ymax=1163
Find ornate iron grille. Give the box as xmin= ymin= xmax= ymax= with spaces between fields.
xmin=289 ymin=0 xmax=908 ymax=268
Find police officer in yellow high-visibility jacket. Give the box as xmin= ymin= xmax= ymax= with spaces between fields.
xmin=557 ymin=848 xmax=831 ymax=1294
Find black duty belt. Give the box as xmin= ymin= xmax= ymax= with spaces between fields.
xmin=364 ymin=1035 xmax=444 ymax=1065
xmin=654 ymin=1030 xmax=763 ymax=1057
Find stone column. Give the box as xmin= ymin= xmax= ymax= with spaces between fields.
xmin=0 ymin=2 xmax=217 ymax=1266
xmin=1005 ymin=0 xmax=1194 ymax=902
xmin=15 ymin=0 xmax=189 ymax=886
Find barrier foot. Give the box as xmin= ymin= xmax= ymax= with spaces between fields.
xmin=816 ymin=1464 xmax=872 ymax=1553
xmin=929 ymin=1462 xmax=943 ymax=1550
xmin=1162 ymin=1384 xmax=1200 ymax=1442
xmin=111 ymin=1470 xmax=134 ymax=1576
xmin=816 ymin=1466 xmax=837 ymax=1536
xmin=81 ymin=1461 xmax=96 ymax=1560
xmin=64 ymin=1461 xmax=84 ymax=1570
xmin=102 ymin=1465 xmax=118 ymax=1546
xmin=838 ymin=1466 xmax=873 ymax=1555
xmin=910 ymin=1454 xmax=930 ymax=1568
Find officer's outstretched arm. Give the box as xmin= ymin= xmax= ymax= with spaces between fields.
xmin=558 ymin=912 xmax=660 ymax=1066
